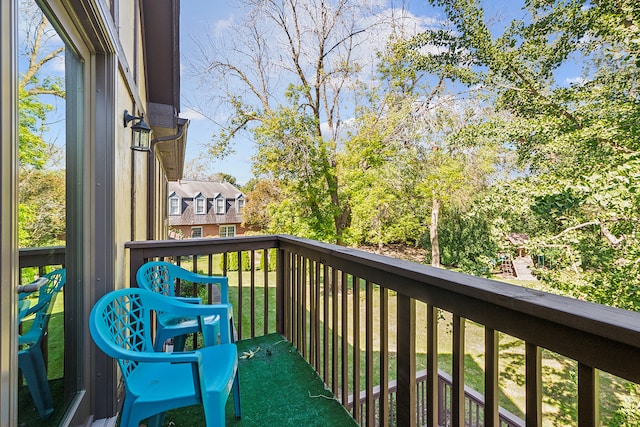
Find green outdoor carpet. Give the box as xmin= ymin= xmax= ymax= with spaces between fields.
xmin=162 ymin=333 xmax=358 ymax=427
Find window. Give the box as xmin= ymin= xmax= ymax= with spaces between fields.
xmin=195 ymin=196 xmax=206 ymax=214
xmin=215 ymin=197 xmax=225 ymax=214
xmin=237 ymin=197 xmax=245 ymax=213
xmin=219 ymin=225 xmax=236 ymax=238
xmin=191 ymin=227 xmax=203 ymax=238
xmin=169 ymin=196 xmax=180 ymax=215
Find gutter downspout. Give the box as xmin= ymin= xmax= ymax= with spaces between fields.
xmin=146 ymin=120 xmax=188 ymax=240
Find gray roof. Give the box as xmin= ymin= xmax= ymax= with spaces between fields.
xmin=168 ymin=180 xmax=244 ymax=226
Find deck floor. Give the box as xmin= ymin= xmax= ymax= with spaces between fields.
xmin=162 ymin=333 xmax=358 ymax=426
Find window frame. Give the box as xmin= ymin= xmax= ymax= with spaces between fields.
xmin=215 ymin=196 xmax=225 ymax=214
xmin=191 ymin=226 xmax=203 ymax=238
xmin=194 ymin=195 xmax=206 ymax=215
xmin=219 ymin=224 xmax=236 ymax=238
xmin=169 ymin=195 xmax=181 ymax=215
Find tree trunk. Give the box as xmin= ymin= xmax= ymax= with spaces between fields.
xmin=430 ymin=199 xmax=441 ymax=268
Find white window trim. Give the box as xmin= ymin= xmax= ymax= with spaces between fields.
xmin=215 ymin=197 xmax=225 ymax=214
xmin=169 ymin=196 xmax=181 ymax=215
xmin=219 ymin=224 xmax=236 ymax=238
xmin=195 ymin=196 xmax=206 ymax=214
xmin=191 ymin=226 xmax=203 ymax=238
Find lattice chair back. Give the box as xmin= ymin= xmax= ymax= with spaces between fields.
xmin=20 ymin=269 xmax=66 ymax=318
xmin=137 ymin=262 xmax=174 ymax=297
xmin=89 ymin=288 xmax=155 ymax=385
xmin=136 ymin=261 xmax=229 ymax=304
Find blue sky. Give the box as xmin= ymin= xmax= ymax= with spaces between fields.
xmin=178 ymin=0 xmax=448 ymax=185
xmin=178 ymin=1 xmax=584 ymax=186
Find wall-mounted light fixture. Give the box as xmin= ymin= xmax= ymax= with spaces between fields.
xmin=124 ymin=110 xmax=152 ymax=151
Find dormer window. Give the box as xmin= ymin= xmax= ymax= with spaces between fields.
xmin=215 ymin=196 xmax=225 ymax=214
xmin=237 ymin=196 xmax=245 ymax=213
xmin=195 ymin=194 xmax=206 ymax=215
xmin=169 ymin=194 xmax=181 ymax=215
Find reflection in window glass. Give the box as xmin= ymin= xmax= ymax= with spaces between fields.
xmin=18 ymin=2 xmax=76 ymax=424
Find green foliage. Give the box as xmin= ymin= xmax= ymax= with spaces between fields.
xmin=18 ymin=169 xmax=65 ymax=248
xmin=608 ymin=384 xmax=640 ymax=427
xmin=259 ymin=248 xmax=277 ymax=272
xmin=220 ymin=251 xmax=251 ymax=272
xmin=411 ymin=0 xmax=640 ymax=310
xmin=18 ymin=8 xmax=66 ymax=248
xmin=419 ymin=206 xmax=498 ymax=276
xmin=251 ymin=99 xmax=341 ymax=243
xmin=18 ymin=86 xmax=50 ymax=169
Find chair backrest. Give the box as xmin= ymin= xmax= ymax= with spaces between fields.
xmin=89 ymin=288 xmax=156 ymax=383
xmin=136 ymin=261 xmax=177 ymax=297
xmin=136 ymin=261 xmax=228 ymax=304
xmin=22 ymin=269 xmax=66 ymax=318
xmin=19 ymin=286 xmax=60 ymax=348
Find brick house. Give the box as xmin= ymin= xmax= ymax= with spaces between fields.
xmin=168 ymin=180 xmax=252 ymax=238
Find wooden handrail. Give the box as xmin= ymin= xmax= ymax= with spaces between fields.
xmin=126 ymin=235 xmax=640 ymax=426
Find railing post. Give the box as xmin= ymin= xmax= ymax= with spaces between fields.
xmin=526 ymin=343 xmax=542 ymax=427
xmin=397 ymin=294 xmax=416 ymax=427
xmin=578 ymin=363 xmax=599 ymax=426
xmin=276 ymin=247 xmax=286 ymax=337
xmin=129 ymin=246 xmax=146 ymax=288
xmin=485 ymin=327 xmax=499 ymax=427
xmin=426 ymin=305 xmax=438 ymax=427
xmin=452 ymin=315 xmax=466 ymax=427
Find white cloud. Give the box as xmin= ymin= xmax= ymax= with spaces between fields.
xmin=214 ymin=17 xmax=234 ymax=35
xmin=181 ymin=108 xmax=206 ymax=121
xmin=565 ymin=76 xmax=586 ymax=86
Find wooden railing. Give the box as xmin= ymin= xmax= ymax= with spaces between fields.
xmin=126 ymin=235 xmax=640 ymax=427
xmin=18 ymin=246 xmax=65 ymax=283
xmin=349 ymin=370 xmax=524 ymax=427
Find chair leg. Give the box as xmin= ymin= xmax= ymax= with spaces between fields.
xmin=202 ymin=390 xmax=226 ymax=427
xmin=120 ymin=396 xmax=134 ymax=427
xmin=19 ymin=351 xmax=53 ymax=419
xmin=232 ymin=371 xmax=241 ymax=418
xmin=147 ymin=411 xmax=166 ymax=427
xmin=173 ymin=335 xmax=187 ymax=352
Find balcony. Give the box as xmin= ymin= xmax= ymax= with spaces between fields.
xmin=21 ymin=235 xmax=640 ymax=426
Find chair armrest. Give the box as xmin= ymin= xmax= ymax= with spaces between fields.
xmin=175 ymin=296 xmax=202 ymax=304
xmin=175 ymin=270 xmax=230 ymax=304
xmin=122 ymin=348 xmax=202 ymax=364
xmin=166 ymin=298 xmax=231 ymax=317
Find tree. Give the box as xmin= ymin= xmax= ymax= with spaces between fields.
xmin=346 ymin=33 xmax=501 ymax=265
xmin=242 ymin=178 xmax=284 ymax=231
xmin=18 ymin=3 xmax=66 ymax=247
xmin=19 ymin=3 xmax=64 ymax=169
xmin=190 ymin=0 xmax=401 ymax=244
xmin=19 ymin=169 xmax=66 ymax=247
xmin=416 ymin=0 xmax=640 ymax=309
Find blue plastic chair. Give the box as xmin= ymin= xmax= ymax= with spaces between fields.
xmin=89 ymin=288 xmax=241 ymax=427
xmin=18 ymin=269 xmax=66 ymax=419
xmin=136 ymin=261 xmax=234 ymax=351
xmin=19 ymin=268 xmax=66 ymax=319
